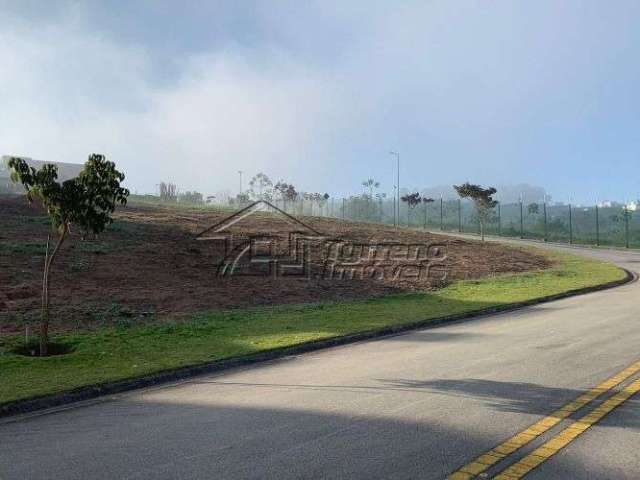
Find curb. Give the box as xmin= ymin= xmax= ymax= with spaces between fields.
xmin=1 ymin=268 xmax=636 ymax=419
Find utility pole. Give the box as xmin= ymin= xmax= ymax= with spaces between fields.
xmin=238 ymin=170 xmax=243 ymax=196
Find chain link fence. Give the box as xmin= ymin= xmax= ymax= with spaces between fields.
xmin=246 ymin=196 xmax=639 ymax=250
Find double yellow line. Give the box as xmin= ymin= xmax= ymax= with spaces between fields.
xmin=449 ymin=360 xmax=640 ymax=480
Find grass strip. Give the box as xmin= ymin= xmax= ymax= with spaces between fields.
xmin=0 ymin=250 xmax=627 ymax=405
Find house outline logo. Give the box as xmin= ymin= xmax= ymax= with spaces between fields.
xmin=196 ymin=200 xmax=325 ymax=278
xmin=196 ymin=200 xmax=449 ymax=282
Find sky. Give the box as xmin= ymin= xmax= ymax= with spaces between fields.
xmin=1 ymin=0 xmax=639 ymax=203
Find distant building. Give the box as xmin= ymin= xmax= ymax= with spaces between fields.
xmin=627 ymin=201 xmax=638 ymax=211
xmin=1 ymin=155 xmax=84 ymax=193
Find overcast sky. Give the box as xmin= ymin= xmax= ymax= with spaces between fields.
xmin=1 ymin=1 xmax=639 ymax=203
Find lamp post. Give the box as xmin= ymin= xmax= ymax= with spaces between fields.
xmin=389 ymin=151 xmax=400 ymax=229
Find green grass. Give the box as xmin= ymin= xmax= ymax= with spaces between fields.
xmin=76 ymin=241 xmax=110 ymax=254
xmin=0 ymin=250 xmax=626 ymax=405
xmin=0 ymin=241 xmax=47 ymax=255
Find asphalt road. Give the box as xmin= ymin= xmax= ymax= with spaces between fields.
xmin=1 ymin=242 xmax=639 ymax=479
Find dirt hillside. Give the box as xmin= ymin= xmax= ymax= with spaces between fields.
xmin=0 ymin=196 xmax=552 ymax=333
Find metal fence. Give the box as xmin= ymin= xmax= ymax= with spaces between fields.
xmin=257 ymin=197 xmax=639 ymax=250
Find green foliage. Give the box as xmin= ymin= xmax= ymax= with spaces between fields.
xmin=0 ymin=241 xmax=48 ymax=255
xmin=274 ymin=181 xmax=298 ymax=201
xmin=249 ymin=172 xmax=273 ymax=200
xmin=454 ymin=182 xmax=498 ymax=240
xmin=7 ymin=154 xmax=129 ymax=355
xmin=8 ymin=154 xmax=129 ymax=235
xmin=454 ymin=183 xmax=498 ymax=213
xmin=401 ymin=192 xmax=422 ymax=209
xmin=77 ymin=241 xmax=109 ymax=254
xmin=362 ymin=178 xmax=380 ymax=198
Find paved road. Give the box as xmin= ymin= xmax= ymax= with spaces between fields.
xmin=1 ymin=243 xmax=639 ymax=479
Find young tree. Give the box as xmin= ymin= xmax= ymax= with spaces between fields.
xmin=361 ymin=179 xmax=380 ymax=219
xmin=454 ymin=182 xmax=497 ymax=242
xmin=249 ymin=172 xmax=273 ymax=200
xmin=274 ymin=181 xmax=298 ymax=201
xmin=361 ymin=178 xmax=380 ymax=198
xmin=401 ymin=192 xmax=422 ymax=226
xmin=8 ymin=154 xmax=129 ymax=355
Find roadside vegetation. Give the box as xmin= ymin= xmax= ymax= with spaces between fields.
xmin=0 ymin=250 xmax=626 ymax=405
xmin=6 ymin=154 xmax=128 ymax=355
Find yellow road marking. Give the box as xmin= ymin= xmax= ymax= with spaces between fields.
xmin=447 ymin=360 xmax=640 ymax=480
xmin=494 ymin=377 xmax=640 ymax=479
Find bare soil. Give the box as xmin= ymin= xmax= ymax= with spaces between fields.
xmin=0 ymin=196 xmax=552 ymax=333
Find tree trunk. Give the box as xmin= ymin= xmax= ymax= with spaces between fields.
xmin=40 ymin=224 xmax=68 ymax=356
xmin=480 ymin=220 xmax=485 ymax=242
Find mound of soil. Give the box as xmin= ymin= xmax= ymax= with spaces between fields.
xmin=0 ymin=196 xmax=552 ymax=333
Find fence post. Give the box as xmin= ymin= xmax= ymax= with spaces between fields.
xmin=440 ymin=198 xmax=444 ymax=231
xmin=625 ymin=207 xmax=630 ymax=249
xmin=569 ymin=204 xmax=573 ymax=244
xmin=393 ymin=196 xmax=397 ymax=228
xmin=423 ymin=203 xmax=427 ymax=229
xmin=595 ymin=204 xmax=600 ymax=246
xmin=458 ymin=199 xmax=462 ymax=233
xmin=543 ymin=202 xmax=548 ymax=242
xmin=520 ymin=201 xmax=524 ymax=239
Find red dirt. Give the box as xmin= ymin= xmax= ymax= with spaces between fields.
xmin=0 ymin=196 xmax=552 ymax=333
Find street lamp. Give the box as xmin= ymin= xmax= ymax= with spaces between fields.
xmin=389 ymin=151 xmax=400 ymax=229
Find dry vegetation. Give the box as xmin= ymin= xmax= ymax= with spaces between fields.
xmin=0 ymin=196 xmax=552 ymax=333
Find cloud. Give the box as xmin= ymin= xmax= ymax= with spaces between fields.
xmin=1 ymin=1 xmax=639 ymax=202
xmin=0 ymin=8 xmax=356 ymax=195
